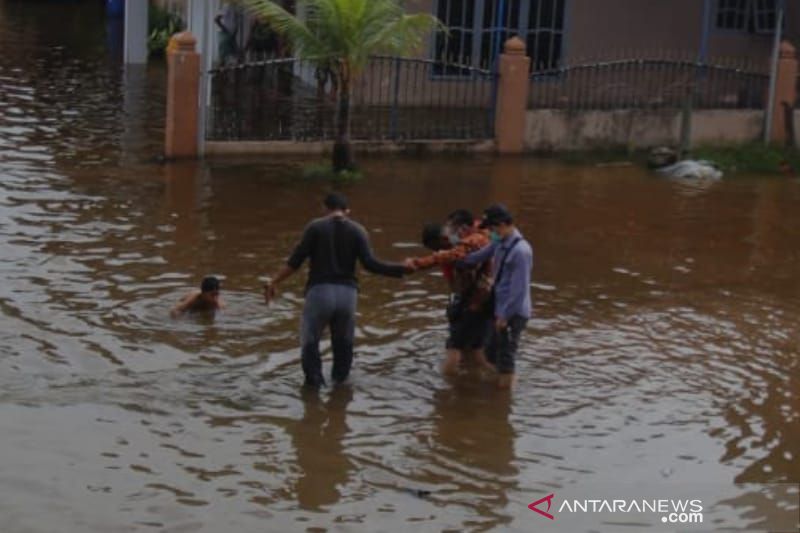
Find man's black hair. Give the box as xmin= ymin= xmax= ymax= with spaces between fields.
xmin=422 ymin=222 xmax=445 ymax=251
xmin=446 ymin=209 xmax=474 ymax=228
xmin=201 ymin=276 xmax=220 ymax=293
xmin=479 ymin=204 xmax=514 ymax=228
xmin=324 ymin=192 xmax=349 ymax=211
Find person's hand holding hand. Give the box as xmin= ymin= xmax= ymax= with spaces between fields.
xmin=495 ymin=317 xmax=508 ymax=331
xmin=403 ymin=258 xmax=417 ymax=274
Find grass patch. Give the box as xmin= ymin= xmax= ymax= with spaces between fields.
xmin=553 ymin=144 xmax=800 ymax=175
xmin=302 ymin=163 xmax=364 ymax=182
xmin=691 ymin=143 xmax=800 ymax=175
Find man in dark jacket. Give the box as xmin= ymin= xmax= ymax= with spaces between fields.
xmin=264 ymin=193 xmax=411 ymax=387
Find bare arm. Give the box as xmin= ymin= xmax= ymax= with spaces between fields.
xmin=263 ymin=224 xmax=314 ymax=303
xmin=264 ymin=265 xmax=298 ymax=303
xmin=171 ymin=291 xmax=199 ymax=318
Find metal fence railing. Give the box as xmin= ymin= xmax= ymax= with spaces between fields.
xmin=528 ymin=58 xmax=770 ymax=110
xmin=207 ymin=56 xmax=497 ymax=142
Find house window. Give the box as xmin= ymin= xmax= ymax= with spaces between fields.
xmin=433 ymin=0 xmax=476 ymax=75
xmin=526 ymin=0 xmax=566 ymax=71
xmin=716 ymin=0 xmax=748 ymax=30
xmin=433 ymin=0 xmax=566 ymax=75
xmin=716 ymin=0 xmax=777 ymax=34
xmin=752 ymin=0 xmax=778 ymax=33
xmin=479 ymin=0 xmax=524 ymax=69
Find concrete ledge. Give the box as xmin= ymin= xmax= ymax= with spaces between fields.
xmin=205 ymin=141 xmax=327 ymax=156
xmin=525 ymin=109 xmax=763 ymax=151
xmin=204 ymin=139 xmax=496 ymax=157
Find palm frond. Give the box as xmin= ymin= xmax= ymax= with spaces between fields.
xmin=244 ymin=0 xmax=441 ymax=68
xmin=244 ymin=0 xmax=328 ymax=62
xmin=364 ymin=13 xmax=443 ymax=59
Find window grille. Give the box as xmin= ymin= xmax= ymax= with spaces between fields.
xmin=716 ymin=0 xmax=777 ymax=34
xmin=433 ymin=0 xmax=566 ymax=75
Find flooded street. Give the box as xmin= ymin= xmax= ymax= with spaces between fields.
xmin=1 ymin=1 xmax=799 ymax=532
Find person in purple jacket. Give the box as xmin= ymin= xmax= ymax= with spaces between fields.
xmin=460 ymin=204 xmax=533 ymax=389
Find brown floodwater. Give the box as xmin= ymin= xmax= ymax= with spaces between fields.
xmin=0 ymin=2 xmax=798 ymax=532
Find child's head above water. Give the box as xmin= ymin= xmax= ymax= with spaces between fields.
xmin=201 ymin=276 xmax=220 ymax=293
xmin=200 ymin=276 xmax=221 ymax=303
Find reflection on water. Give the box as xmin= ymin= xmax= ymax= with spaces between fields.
xmin=0 ymin=1 xmax=799 ymax=531
xmin=291 ymin=387 xmax=354 ymax=511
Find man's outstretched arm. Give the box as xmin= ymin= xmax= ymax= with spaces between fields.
xmin=408 ymin=234 xmax=490 ymax=270
xmin=264 ymin=265 xmax=298 ymax=303
xmin=357 ymin=229 xmax=409 ymax=277
xmin=264 ymin=224 xmax=312 ymax=302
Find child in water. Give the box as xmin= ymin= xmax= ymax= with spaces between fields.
xmin=171 ymin=276 xmax=225 ymax=318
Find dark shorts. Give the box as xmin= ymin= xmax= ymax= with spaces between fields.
xmin=446 ymin=309 xmax=492 ymax=351
xmin=486 ymin=315 xmax=528 ymax=374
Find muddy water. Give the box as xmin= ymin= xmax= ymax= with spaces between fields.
xmin=1 ymin=1 xmax=799 ymax=532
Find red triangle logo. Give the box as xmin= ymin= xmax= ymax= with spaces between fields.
xmin=528 ymin=493 xmax=556 ymax=520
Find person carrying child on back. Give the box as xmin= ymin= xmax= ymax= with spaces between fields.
xmin=404 ymin=210 xmax=494 ymax=376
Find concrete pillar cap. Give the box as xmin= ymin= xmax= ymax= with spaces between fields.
xmin=779 ymin=40 xmax=796 ymax=60
xmin=504 ymin=36 xmax=526 ymax=56
xmin=170 ymin=31 xmax=197 ymax=53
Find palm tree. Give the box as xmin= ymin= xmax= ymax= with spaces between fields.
xmin=245 ymin=0 xmax=442 ymax=173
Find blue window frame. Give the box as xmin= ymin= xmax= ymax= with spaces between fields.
xmin=716 ymin=0 xmax=777 ymax=34
xmin=716 ymin=0 xmax=748 ymax=30
xmin=433 ymin=0 xmax=566 ymax=75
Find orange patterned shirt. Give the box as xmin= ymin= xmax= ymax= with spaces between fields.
xmin=410 ymin=231 xmax=490 ymax=270
xmin=410 ymin=231 xmax=493 ymax=311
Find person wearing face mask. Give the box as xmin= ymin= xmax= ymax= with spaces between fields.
xmin=403 ymin=210 xmax=494 ymax=376
xmin=458 ymin=204 xmax=533 ymax=390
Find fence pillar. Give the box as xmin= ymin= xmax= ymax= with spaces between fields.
xmin=165 ymin=32 xmax=201 ymax=159
xmin=770 ymin=41 xmax=798 ymax=145
xmin=495 ymin=37 xmax=531 ymax=154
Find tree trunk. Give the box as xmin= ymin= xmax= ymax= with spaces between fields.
xmin=332 ymin=68 xmax=354 ymax=173
xmin=315 ymin=67 xmax=328 ymax=135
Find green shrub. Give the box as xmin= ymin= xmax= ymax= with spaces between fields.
xmin=302 ymin=163 xmax=364 ymax=182
xmin=554 ymin=144 xmax=800 ymax=175
xmin=148 ymin=3 xmax=185 ymax=57
xmin=692 ymin=143 xmax=800 ymax=175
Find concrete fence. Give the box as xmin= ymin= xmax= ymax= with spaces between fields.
xmin=164 ymin=35 xmax=800 ymax=158
xmin=523 ymin=43 xmax=800 ymax=152
xmin=524 ymin=109 xmax=765 ymax=152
